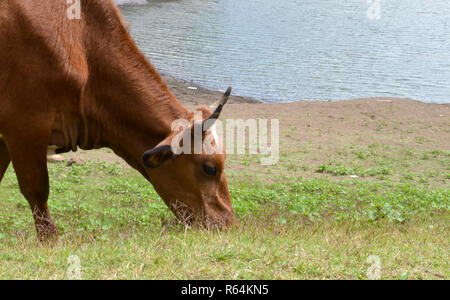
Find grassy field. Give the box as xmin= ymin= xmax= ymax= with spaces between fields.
xmin=0 ymin=99 xmax=448 ymax=279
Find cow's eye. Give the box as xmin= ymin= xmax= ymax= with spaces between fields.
xmin=203 ymin=164 xmax=217 ymax=176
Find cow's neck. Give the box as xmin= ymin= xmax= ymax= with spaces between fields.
xmin=52 ymin=44 xmax=189 ymax=176
xmin=89 ymin=59 xmax=189 ymax=175
xmin=50 ymin=3 xmax=190 ymax=175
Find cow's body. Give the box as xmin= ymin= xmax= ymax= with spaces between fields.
xmin=1 ymin=0 xmax=187 ymax=171
xmin=0 ymin=0 xmax=234 ymax=239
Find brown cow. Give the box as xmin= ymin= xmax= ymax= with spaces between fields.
xmin=0 ymin=0 xmax=235 ymax=239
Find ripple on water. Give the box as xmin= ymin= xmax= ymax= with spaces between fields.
xmin=118 ymin=0 xmax=450 ymax=103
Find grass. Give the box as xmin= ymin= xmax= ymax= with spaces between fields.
xmin=0 ymin=214 xmax=447 ymax=280
xmin=0 ymin=160 xmax=448 ymax=279
xmin=316 ymin=163 xmax=393 ymax=178
xmin=1 ymin=99 xmax=449 ymax=280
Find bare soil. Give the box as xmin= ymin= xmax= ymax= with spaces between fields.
xmin=60 ymin=76 xmax=450 ymax=186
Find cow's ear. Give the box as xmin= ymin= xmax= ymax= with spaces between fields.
xmin=143 ymin=145 xmax=174 ymax=168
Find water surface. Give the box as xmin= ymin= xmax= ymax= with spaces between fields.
xmin=118 ymin=0 xmax=450 ymax=103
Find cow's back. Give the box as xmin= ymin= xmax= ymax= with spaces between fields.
xmin=0 ymin=0 xmax=88 ymax=126
xmin=0 ymin=1 xmax=15 ymax=101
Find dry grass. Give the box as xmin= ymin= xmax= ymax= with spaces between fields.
xmin=0 ymin=212 xmax=447 ymax=280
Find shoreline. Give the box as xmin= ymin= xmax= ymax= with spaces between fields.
xmin=162 ymin=74 xmax=449 ymax=107
xmin=161 ymin=74 xmax=261 ymax=106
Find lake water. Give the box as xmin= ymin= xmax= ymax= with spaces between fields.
xmin=117 ymin=0 xmax=450 ymax=103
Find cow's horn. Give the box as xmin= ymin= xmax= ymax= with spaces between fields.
xmin=203 ymin=86 xmax=232 ymax=131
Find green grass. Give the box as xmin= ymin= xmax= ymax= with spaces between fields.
xmin=316 ymin=163 xmax=393 ymax=178
xmin=0 ymin=214 xmax=447 ymax=280
xmin=0 ymin=161 xmax=448 ymax=279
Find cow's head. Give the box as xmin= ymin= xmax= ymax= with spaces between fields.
xmin=142 ymin=88 xmax=235 ymax=228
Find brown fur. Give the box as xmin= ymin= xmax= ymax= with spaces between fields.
xmin=0 ymin=0 xmax=234 ymax=239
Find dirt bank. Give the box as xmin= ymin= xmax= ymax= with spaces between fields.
xmin=60 ymin=75 xmax=449 ymax=187
xmin=161 ymin=74 xmax=260 ymax=107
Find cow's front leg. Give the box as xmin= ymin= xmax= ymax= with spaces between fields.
xmin=6 ymin=130 xmax=57 ymax=240
xmin=0 ymin=138 xmax=10 ymax=183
